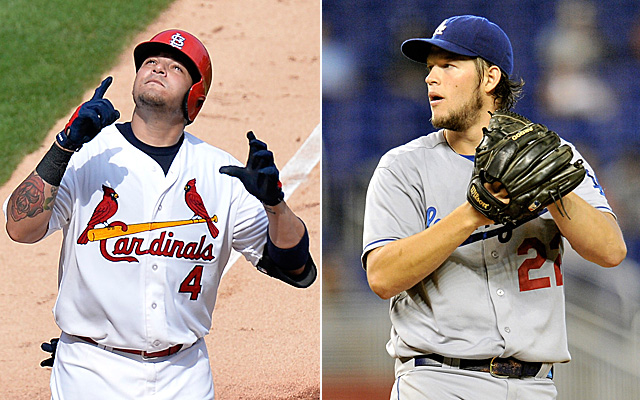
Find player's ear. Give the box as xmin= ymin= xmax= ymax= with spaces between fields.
xmin=483 ymin=64 xmax=501 ymax=94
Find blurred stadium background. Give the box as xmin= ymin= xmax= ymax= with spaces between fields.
xmin=322 ymin=1 xmax=640 ymax=399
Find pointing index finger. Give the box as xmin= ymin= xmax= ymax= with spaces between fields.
xmin=92 ymin=76 xmax=113 ymax=100
xmin=246 ymin=131 xmax=268 ymax=153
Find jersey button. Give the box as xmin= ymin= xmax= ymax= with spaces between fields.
xmin=158 ymin=205 xmax=163 ymax=211
xmin=491 ymin=251 xmax=499 ymax=258
xmin=153 ymin=340 xmax=161 ymax=347
xmin=152 ymin=264 xmax=158 ymax=271
xmin=151 ymin=303 xmax=157 ymax=309
xmin=497 ymin=289 xmax=505 ymax=296
xmin=504 ymin=327 xmax=511 ymax=333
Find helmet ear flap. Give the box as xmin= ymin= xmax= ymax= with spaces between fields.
xmin=183 ymin=80 xmax=207 ymax=124
xmin=182 ymin=93 xmax=191 ymax=125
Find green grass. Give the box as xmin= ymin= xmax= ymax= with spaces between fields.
xmin=0 ymin=0 xmax=174 ymax=186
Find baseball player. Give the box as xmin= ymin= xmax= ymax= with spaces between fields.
xmin=4 ymin=29 xmax=316 ymax=399
xmin=362 ymin=15 xmax=626 ymax=399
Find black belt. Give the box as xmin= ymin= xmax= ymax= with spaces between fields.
xmin=415 ymin=354 xmax=551 ymax=379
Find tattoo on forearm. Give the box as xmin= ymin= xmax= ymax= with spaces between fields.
xmin=44 ymin=186 xmax=59 ymax=211
xmin=9 ymin=171 xmax=51 ymax=221
xmin=263 ymin=205 xmax=276 ymax=215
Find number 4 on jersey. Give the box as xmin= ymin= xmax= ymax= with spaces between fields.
xmin=179 ymin=265 xmax=204 ymax=300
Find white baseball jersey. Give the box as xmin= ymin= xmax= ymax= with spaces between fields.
xmin=37 ymin=124 xmax=267 ymax=352
xmin=362 ymin=129 xmax=613 ymax=364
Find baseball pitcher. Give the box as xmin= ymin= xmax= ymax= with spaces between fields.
xmin=362 ymin=15 xmax=626 ymax=399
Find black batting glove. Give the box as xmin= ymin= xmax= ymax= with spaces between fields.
xmin=219 ymin=131 xmax=284 ymax=206
xmin=56 ymin=77 xmax=120 ymax=151
xmin=40 ymin=337 xmax=59 ymax=368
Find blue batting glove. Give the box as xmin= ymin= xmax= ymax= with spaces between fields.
xmin=219 ymin=131 xmax=285 ymax=206
xmin=56 ymin=77 xmax=120 ymax=151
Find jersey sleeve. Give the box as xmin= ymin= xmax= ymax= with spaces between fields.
xmin=230 ymin=179 xmax=269 ymax=266
xmin=566 ymin=141 xmax=615 ymax=217
xmin=362 ymin=163 xmax=426 ymax=269
xmin=45 ymin=167 xmax=75 ymax=236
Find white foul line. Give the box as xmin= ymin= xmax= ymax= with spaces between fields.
xmin=222 ymin=123 xmax=321 ymax=276
xmin=279 ymin=123 xmax=322 ymax=198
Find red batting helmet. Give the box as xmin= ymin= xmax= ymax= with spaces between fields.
xmin=134 ymin=29 xmax=213 ymax=124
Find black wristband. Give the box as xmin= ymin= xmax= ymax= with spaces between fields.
xmin=35 ymin=143 xmax=73 ymax=186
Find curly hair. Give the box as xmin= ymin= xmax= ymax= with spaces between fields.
xmin=475 ymin=58 xmax=524 ymax=111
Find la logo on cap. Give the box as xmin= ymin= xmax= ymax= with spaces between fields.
xmin=433 ymin=20 xmax=447 ymax=36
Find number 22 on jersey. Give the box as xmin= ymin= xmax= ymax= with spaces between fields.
xmin=517 ymin=233 xmax=563 ymax=292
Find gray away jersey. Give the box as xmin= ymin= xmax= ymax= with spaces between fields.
xmin=362 ymin=130 xmax=613 ymax=363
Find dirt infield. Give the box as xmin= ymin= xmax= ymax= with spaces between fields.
xmin=0 ymin=0 xmax=320 ymax=399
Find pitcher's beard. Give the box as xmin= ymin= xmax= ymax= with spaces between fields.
xmin=431 ymin=89 xmax=484 ymax=132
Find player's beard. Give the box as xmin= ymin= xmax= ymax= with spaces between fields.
xmin=431 ymin=87 xmax=484 ymax=132
xmin=134 ymin=90 xmax=184 ymax=120
xmin=136 ymin=90 xmax=171 ymax=110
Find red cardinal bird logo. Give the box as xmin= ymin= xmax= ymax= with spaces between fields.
xmin=184 ymin=178 xmax=219 ymax=239
xmin=77 ymin=185 xmax=119 ymax=244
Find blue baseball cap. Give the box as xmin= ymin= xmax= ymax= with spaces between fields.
xmin=401 ymin=15 xmax=513 ymax=76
